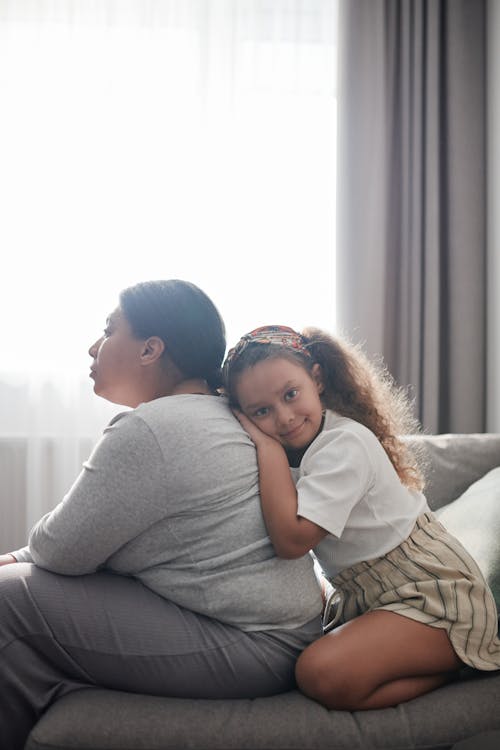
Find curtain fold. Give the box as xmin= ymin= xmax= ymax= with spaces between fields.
xmin=336 ymin=0 xmax=487 ymax=434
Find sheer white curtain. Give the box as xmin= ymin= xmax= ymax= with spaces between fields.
xmin=0 ymin=0 xmax=338 ymax=550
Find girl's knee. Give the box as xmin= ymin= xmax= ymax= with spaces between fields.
xmin=296 ymin=638 xmax=384 ymax=711
xmin=295 ymin=648 xmax=326 ymax=703
xmin=295 ymin=644 xmax=353 ymax=709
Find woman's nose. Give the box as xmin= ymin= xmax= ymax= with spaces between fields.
xmin=88 ymin=337 xmax=102 ymax=358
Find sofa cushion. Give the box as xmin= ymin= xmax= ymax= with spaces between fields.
xmin=23 ymin=673 xmax=500 ymax=750
xmin=436 ymin=466 xmax=500 ymax=607
xmin=452 ymin=730 xmax=500 ymax=749
xmin=406 ymin=433 xmax=500 ymax=510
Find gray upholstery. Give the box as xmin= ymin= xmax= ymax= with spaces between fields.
xmin=24 ymin=433 xmax=500 ymax=750
xmin=26 ymin=673 xmax=500 ymax=750
xmin=406 ymin=433 xmax=500 ymax=510
xmin=451 ymin=730 xmax=500 ymax=749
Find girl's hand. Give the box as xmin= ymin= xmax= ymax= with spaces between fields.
xmin=232 ymin=408 xmax=277 ymax=448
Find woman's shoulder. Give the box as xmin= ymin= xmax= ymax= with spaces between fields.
xmin=136 ymin=393 xmax=224 ymax=417
xmin=142 ymin=393 xmax=253 ymax=437
xmin=101 ymin=395 xmax=232 ymax=441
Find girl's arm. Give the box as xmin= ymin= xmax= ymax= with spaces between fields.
xmin=234 ymin=410 xmax=327 ymax=558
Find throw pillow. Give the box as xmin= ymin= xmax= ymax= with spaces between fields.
xmin=436 ymin=466 xmax=500 ymax=608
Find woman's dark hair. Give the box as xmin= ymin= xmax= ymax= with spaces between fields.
xmin=120 ymin=279 xmax=226 ymax=390
xmin=224 ymin=326 xmax=425 ymax=491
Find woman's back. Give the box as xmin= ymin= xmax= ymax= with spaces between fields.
xmin=27 ymin=394 xmax=322 ymax=630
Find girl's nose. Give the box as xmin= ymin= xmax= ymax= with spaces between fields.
xmin=276 ymin=403 xmax=294 ymax=427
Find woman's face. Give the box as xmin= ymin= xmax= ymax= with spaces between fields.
xmin=88 ymin=308 xmax=147 ymax=407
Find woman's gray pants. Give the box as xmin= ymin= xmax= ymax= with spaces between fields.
xmin=0 ymin=564 xmax=321 ymax=750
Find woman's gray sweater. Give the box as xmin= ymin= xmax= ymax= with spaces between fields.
xmin=13 ymin=394 xmax=322 ymax=631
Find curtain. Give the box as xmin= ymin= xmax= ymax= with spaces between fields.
xmin=0 ymin=0 xmax=338 ymax=551
xmin=336 ymin=0 xmax=487 ymax=434
xmin=487 ymin=0 xmax=500 ymax=433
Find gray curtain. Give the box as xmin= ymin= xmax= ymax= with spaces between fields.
xmin=336 ymin=0 xmax=487 ymax=433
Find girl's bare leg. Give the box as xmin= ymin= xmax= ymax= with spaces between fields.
xmin=295 ymin=609 xmax=463 ymax=711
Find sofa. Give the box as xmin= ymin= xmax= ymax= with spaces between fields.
xmin=25 ymin=433 xmax=500 ymax=750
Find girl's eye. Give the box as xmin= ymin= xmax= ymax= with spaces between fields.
xmin=285 ymin=388 xmax=298 ymax=401
xmin=253 ymin=407 xmax=269 ymax=418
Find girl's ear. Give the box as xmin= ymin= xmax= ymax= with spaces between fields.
xmin=140 ymin=336 xmax=165 ymax=365
xmin=311 ymin=363 xmax=324 ymax=394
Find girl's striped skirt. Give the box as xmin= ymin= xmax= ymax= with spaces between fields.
xmin=326 ymin=511 xmax=500 ymax=671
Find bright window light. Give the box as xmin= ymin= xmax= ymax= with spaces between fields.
xmin=0 ymin=1 xmax=337 ymax=425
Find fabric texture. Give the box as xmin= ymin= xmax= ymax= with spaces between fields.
xmin=13 ymin=394 xmax=322 ymax=632
xmin=451 ymin=730 xmax=500 ymax=750
xmin=25 ymin=675 xmax=500 ymax=750
xmin=436 ymin=466 xmax=500 ymax=606
xmin=0 ymin=564 xmax=321 ymax=750
xmin=336 ymin=0 xmax=487 ymax=433
xmin=293 ymin=410 xmax=428 ymax=577
xmin=329 ymin=512 xmax=500 ymax=671
xmin=406 ymin=433 xmax=500 ymax=510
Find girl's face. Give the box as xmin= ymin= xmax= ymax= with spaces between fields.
xmin=235 ymin=356 xmax=324 ymax=450
xmin=88 ymin=308 xmax=147 ymax=407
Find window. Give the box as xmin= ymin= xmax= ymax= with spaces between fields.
xmin=0 ymin=0 xmax=338 ymax=543
xmin=0 ymin=0 xmax=337 ymax=375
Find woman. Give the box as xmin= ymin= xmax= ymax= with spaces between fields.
xmin=0 ymin=280 xmax=322 ymax=750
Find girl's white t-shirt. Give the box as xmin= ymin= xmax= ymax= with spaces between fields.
xmin=291 ymin=410 xmax=429 ymax=579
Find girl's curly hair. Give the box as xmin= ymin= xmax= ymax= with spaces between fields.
xmin=224 ymin=326 xmax=425 ymax=491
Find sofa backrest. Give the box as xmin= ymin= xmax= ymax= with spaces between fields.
xmin=406 ymin=433 xmax=500 ymax=510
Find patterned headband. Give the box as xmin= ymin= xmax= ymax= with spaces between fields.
xmin=223 ymin=325 xmax=311 ymax=371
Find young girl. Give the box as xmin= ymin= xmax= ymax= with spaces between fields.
xmin=223 ymin=324 xmax=500 ymax=711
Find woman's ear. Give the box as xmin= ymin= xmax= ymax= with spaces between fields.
xmin=311 ymin=362 xmax=324 ymax=394
xmin=140 ymin=336 xmax=165 ymax=365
